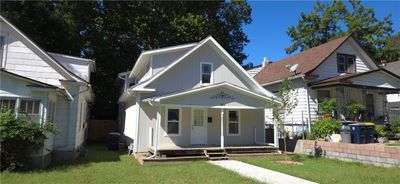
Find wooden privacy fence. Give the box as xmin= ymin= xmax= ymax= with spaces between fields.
xmin=88 ymin=120 xmax=118 ymax=142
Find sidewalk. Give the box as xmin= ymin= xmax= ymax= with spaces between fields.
xmin=209 ymin=160 xmax=318 ymax=184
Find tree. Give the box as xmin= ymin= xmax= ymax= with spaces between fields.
xmin=286 ymin=0 xmax=399 ymax=62
xmin=266 ymin=78 xmax=298 ymax=162
xmin=0 ymin=1 xmax=252 ymax=119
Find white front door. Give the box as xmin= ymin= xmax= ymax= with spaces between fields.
xmin=191 ymin=108 xmax=207 ymax=145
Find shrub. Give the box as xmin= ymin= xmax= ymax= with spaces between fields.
xmin=375 ymin=125 xmax=387 ymax=137
xmin=343 ymin=103 xmax=366 ymax=120
xmin=319 ymin=98 xmax=337 ymax=115
xmin=0 ymin=111 xmax=57 ymax=171
xmin=390 ymin=116 xmax=400 ymax=133
xmin=311 ymin=118 xmax=341 ymax=140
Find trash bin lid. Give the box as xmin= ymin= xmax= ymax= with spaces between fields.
xmin=349 ymin=123 xmax=375 ymax=126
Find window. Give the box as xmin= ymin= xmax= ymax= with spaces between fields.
xmin=20 ymin=100 xmax=41 ymax=122
xmin=337 ymin=54 xmax=356 ymax=73
xmin=166 ymin=108 xmax=181 ymax=135
xmin=317 ymin=90 xmax=331 ymax=103
xmin=0 ymin=99 xmax=16 ymax=112
xmin=227 ymin=110 xmax=240 ymax=135
xmin=200 ymin=63 xmax=213 ymax=84
xmin=0 ymin=35 xmax=5 ymax=67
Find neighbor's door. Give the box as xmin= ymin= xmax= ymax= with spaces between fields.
xmin=191 ymin=109 xmax=207 ymax=145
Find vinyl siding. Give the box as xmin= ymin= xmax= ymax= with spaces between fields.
xmin=148 ymin=44 xmax=254 ymax=96
xmin=151 ymin=49 xmax=189 ymax=76
xmin=311 ymin=39 xmax=376 ymax=80
xmin=1 ymin=22 xmax=65 ymax=86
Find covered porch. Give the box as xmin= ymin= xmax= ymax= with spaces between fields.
xmin=309 ymin=69 xmax=400 ymax=122
xmin=144 ymin=82 xmax=277 ymax=158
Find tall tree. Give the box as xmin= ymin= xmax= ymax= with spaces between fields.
xmin=1 ymin=1 xmax=252 ymax=119
xmin=286 ymin=0 xmax=398 ymax=62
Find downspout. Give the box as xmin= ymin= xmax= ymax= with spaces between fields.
xmin=302 ymin=75 xmax=312 ymax=133
xmin=149 ymin=102 xmax=160 ymax=158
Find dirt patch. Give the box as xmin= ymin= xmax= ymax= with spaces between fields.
xmin=272 ymin=160 xmax=304 ymax=165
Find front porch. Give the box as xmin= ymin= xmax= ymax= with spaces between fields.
xmin=309 ymin=69 xmax=400 ymax=123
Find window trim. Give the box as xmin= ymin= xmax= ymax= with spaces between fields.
xmin=0 ymin=33 xmax=8 ymax=68
xmin=226 ymin=110 xmax=241 ymax=136
xmin=337 ymin=53 xmax=356 ymax=74
xmin=164 ymin=107 xmax=182 ymax=136
xmin=200 ymin=62 xmax=213 ymax=85
xmin=1 ymin=97 xmax=43 ymax=123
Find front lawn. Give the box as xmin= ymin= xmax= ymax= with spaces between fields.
xmin=1 ymin=145 xmax=257 ymax=184
xmin=236 ymin=155 xmax=399 ymax=184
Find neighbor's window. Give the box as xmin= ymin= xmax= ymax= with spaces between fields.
xmin=0 ymin=36 xmax=5 ymax=67
xmin=0 ymin=99 xmax=16 ymax=112
xmin=166 ymin=108 xmax=180 ymax=135
xmin=20 ymin=100 xmax=41 ymax=122
xmin=337 ymin=54 xmax=356 ymax=73
xmin=228 ymin=110 xmax=240 ymax=135
xmin=201 ymin=63 xmax=213 ymax=84
xmin=317 ymin=90 xmax=331 ymax=103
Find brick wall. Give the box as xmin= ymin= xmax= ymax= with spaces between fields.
xmin=295 ymin=140 xmax=400 ymax=167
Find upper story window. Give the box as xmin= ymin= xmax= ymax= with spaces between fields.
xmin=0 ymin=35 xmax=5 ymax=67
xmin=200 ymin=62 xmax=213 ymax=84
xmin=337 ymin=54 xmax=356 ymax=73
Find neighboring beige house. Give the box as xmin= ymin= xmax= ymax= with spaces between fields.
xmin=254 ymin=35 xmax=400 ymax=144
xmin=0 ymin=16 xmax=94 ymax=167
xmin=118 ymin=36 xmax=276 ymax=155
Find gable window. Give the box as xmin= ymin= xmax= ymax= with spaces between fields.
xmin=337 ymin=54 xmax=356 ymax=73
xmin=227 ymin=110 xmax=240 ymax=135
xmin=200 ymin=62 xmax=213 ymax=84
xmin=166 ymin=108 xmax=181 ymax=135
xmin=20 ymin=100 xmax=41 ymax=122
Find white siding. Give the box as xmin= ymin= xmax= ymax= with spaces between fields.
xmin=1 ymin=22 xmax=65 ymax=86
xmin=264 ymin=79 xmax=318 ymax=128
xmin=246 ymin=67 xmax=262 ymax=77
xmin=49 ymin=53 xmax=92 ymax=82
xmin=124 ymin=104 xmax=137 ymax=140
xmin=148 ymin=44 xmax=254 ymax=96
xmin=311 ymin=39 xmax=376 ymax=80
xmin=350 ymin=71 xmax=400 ymax=89
xmin=151 ymin=49 xmax=189 ymax=75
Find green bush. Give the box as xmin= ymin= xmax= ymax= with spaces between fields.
xmin=390 ymin=116 xmax=400 ymax=133
xmin=0 ymin=111 xmax=57 ymax=171
xmin=375 ymin=125 xmax=387 ymax=137
xmin=319 ymin=98 xmax=337 ymax=115
xmin=343 ymin=103 xmax=366 ymax=120
xmin=311 ymin=118 xmax=341 ymax=140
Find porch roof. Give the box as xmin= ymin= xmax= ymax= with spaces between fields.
xmin=143 ymin=82 xmax=277 ymax=109
xmin=308 ymin=69 xmax=400 ymax=90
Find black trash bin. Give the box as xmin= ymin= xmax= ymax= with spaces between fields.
xmin=349 ymin=123 xmax=375 ymax=144
xmin=108 ymin=132 xmax=121 ymax=150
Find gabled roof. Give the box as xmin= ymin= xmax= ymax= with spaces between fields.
xmin=308 ymin=68 xmax=400 ymax=89
xmin=145 ymin=82 xmax=275 ymax=103
xmin=384 ymin=61 xmax=400 ymax=76
xmin=129 ymin=36 xmax=275 ymax=98
xmin=0 ymin=16 xmax=87 ymax=83
xmin=254 ymin=35 xmax=372 ymax=85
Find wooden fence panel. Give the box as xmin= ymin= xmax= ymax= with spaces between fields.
xmin=88 ymin=120 xmax=118 ymax=142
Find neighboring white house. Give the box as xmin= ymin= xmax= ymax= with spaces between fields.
xmin=254 ymin=35 xmax=400 ymax=143
xmin=118 ymin=36 xmax=276 ymax=155
xmin=0 ymin=16 xmax=95 ymax=167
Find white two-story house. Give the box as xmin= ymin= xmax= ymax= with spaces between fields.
xmin=118 ymin=36 xmax=276 ymax=157
xmin=254 ymin=35 xmax=400 ymax=144
xmin=0 ymin=16 xmax=95 ymax=167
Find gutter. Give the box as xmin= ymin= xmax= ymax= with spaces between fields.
xmin=261 ymin=74 xmax=304 ymax=86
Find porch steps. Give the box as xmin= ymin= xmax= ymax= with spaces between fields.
xmin=204 ymin=149 xmax=228 ymax=160
xmin=225 ymin=146 xmax=278 ymax=154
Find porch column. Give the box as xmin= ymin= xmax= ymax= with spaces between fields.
xmin=154 ymin=104 xmax=161 ymax=156
xmin=220 ymin=108 xmax=224 ymax=148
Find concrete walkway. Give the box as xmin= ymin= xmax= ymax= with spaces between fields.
xmin=209 ymin=160 xmax=317 ymax=184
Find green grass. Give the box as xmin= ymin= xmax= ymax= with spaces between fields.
xmin=1 ymin=145 xmax=258 ymax=184
xmin=236 ymin=155 xmax=399 ymax=184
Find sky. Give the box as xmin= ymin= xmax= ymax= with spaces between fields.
xmin=243 ymin=0 xmax=400 ymax=66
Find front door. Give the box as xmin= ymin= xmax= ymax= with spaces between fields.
xmin=191 ymin=108 xmax=207 ymax=145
